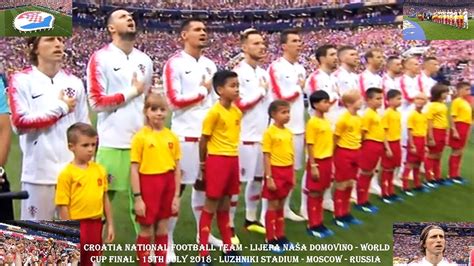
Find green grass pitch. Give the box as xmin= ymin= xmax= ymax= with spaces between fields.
xmin=0 ymin=5 xmax=71 ymax=36
xmin=5 ymin=113 xmax=474 ymax=265
xmin=404 ymin=16 xmax=474 ymax=40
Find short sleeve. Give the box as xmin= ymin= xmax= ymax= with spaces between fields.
xmin=305 ymin=119 xmax=317 ymax=145
xmin=173 ymin=134 xmax=182 ymax=161
xmin=425 ymin=104 xmax=435 ymax=120
xmin=334 ymin=116 xmax=346 ymax=136
xmin=262 ymin=129 xmax=272 ymax=153
xmin=450 ymin=100 xmax=459 ymax=118
xmin=55 ymin=168 xmax=71 ymax=206
xmin=361 ymin=111 xmax=372 ymax=132
xmin=381 ymin=112 xmax=389 ymax=130
xmin=130 ymin=132 xmax=144 ymax=163
xmin=99 ymin=165 xmax=108 ymax=192
xmin=202 ymin=108 xmax=218 ymax=136
xmin=407 ymin=113 xmax=415 ymax=130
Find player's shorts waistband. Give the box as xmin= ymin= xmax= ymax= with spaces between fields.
xmin=242 ymin=141 xmax=258 ymax=145
xmin=182 ymin=137 xmax=199 ymax=142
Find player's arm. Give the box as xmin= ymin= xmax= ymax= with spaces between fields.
xmin=172 ymin=138 xmax=182 ymax=213
xmin=268 ymin=64 xmax=300 ymax=102
xmin=57 ymin=206 xmax=70 ymax=220
xmin=427 ymin=118 xmax=435 ymax=146
xmin=0 ymin=113 xmax=11 ymax=167
xmin=55 ymin=170 xmax=72 ymax=220
xmin=74 ymin=78 xmax=91 ymax=124
xmin=407 ymin=116 xmax=416 ymax=153
xmin=87 ymin=52 xmax=143 ymax=112
xmin=8 ymin=74 xmax=71 ymax=133
xmin=449 ymin=103 xmax=460 ymax=139
xmin=103 ymin=193 xmax=114 ymax=243
xmin=234 ymin=78 xmax=265 ymax=112
xmin=305 ymin=122 xmax=319 ymax=179
xmin=163 ymin=59 xmax=208 ymax=110
xmin=130 ymin=134 xmax=145 ymax=217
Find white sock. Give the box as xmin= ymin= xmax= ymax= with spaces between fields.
xmin=167 ymin=216 xmax=178 ymax=261
xmin=244 ymin=180 xmax=262 ymax=222
xmin=260 ymin=198 xmax=268 ymax=225
xmin=284 ymin=189 xmax=293 ymax=213
xmin=191 ymin=187 xmax=205 ymax=230
xmin=229 ymin=194 xmax=239 ymax=229
xmin=300 ymin=170 xmax=307 ymax=217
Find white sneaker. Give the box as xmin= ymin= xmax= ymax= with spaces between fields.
xmin=322 ymin=199 xmax=334 ymax=212
xmin=284 ymin=209 xmax=305 ymax=221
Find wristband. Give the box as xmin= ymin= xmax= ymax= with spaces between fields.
xmin=265 ymin=175 xmax=272 ymax=179
xmin=133 ymin=192 xmax=141 ymax=197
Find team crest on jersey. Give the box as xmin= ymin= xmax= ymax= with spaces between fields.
xmin=14 ymin=11 xmax=55 ymax=33
xmin=138 ymin=64 xmax=146 ymax=75
xmin=235 ymin=119 xmax=240 ymax=125
xmin=64 ymin=87 xmax=76 ymax=98
xmin=241 ymin=168 xmax=246 ymax=176
xmin=28 ymin=205 xmax=38 ymax=218
xmin=205 ymin=67 xmax=212 ymax=75
xmin=97 ymin=178 xmax=103 ymax=187
xmin=168 ymin=142 xmax=174 ymax=149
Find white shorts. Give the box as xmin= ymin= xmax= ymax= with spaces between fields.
xmin=238 ymin=142 xmax=264 ymax=182
xmin=179 ymin=140 xmax=200 ymax=185
xmin=21 ymin=182 xmax=56 ymax=220
xmin=293 ymin=133 xmax=305 ymax=171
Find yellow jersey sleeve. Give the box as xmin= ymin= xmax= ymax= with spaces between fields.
xmin=305 ymin=118 xmax=317 ymax=145
xmin=202 ymin=107 xmax=219 ymax=136
xmin=55 ymin=166 xmax=72 ymax=206
xmin=262 ymin=128 xmax=272 ymax=153
xmin=451 ymin=98 xmax=472 ymax=124
xmin=130 ymin=131 xmax=144 ymax=163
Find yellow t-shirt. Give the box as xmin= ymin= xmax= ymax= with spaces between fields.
xmin=334 ymin=110 xmax=362 ymax=149
xmin=382 ymin=107 xmax=401 ymax=141
xmin=202 ymin=102 xmax=242 ymax=156
xmin=361 ymin=108 xmax=385 ymax=142
xmin=425 ymin=102 xmax=449 ymax=129
xmin=55 ymin=162 xmax=107 ymax=220
xmin=451 ymin=97 xmax=472 ymax=124
xmin=262 ymin=124 xmax=294 ymax=166
xmin=131 ymin=126 xmax=181 ymax=174
xmin=306 ymin=116 xmax=333 ymax=159
xmin=407 ymin=110 xmax=427 ymax=137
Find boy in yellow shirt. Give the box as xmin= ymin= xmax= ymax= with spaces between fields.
xmin=55 ymin=122 xmax=114 ymax=266
xmin=448 ymin=82 xmax=472 ymax=184
xmin=198 ymin=70 xmax=243 ymax=262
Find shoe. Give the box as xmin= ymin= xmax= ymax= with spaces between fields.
xmin=442 ymin=179 xmax=454 ymax=186
xmin=265 ymin=239 xmax=284 ymax=254
xmin=389 ymin=194 xmax=403 ymax=202
xmin=196 ymin=256 xmax=213 ymax=266
xmin=344 ymin=214 xmax=363 ymax=225
xmin=451 ymin=176 xmax=466 ymax=184
xmin=244 ymin=219 xmax=266 ymax=234
xmin=307 ymin=225 xmax=334 ymax=239
xmin=197 ymin=234 xmax=223 ymax=248
xmin=425 ymin=181 xmax=439 ymax=188
xmin=402 ymin=189 xmax=415 ymax=197
xmin=334 ymin=217 xmax=349 ymax=229
xmin=284 ymin=209 xmax=305 ymax=222
xmin=381 ymin=196 xmax=393 ymax=204
xmin=276 ymin=236 xmax=295 ymax=250
xmin=354 ymin=202 xmax=378 ymax=214
xmin=414 ymin=186 xmax=430 ymax=193
xmin=222 ymin=250 xmax=252 ymax=266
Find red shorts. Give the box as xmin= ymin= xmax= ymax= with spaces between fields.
xmin=381 ymin=141 xmax=401 ymax=169
xmin=80 ymin=219 xmax=102 ymax=266
xmin=137 ymin=171 xmax=175 ymax=225
xmin=205 ymin=155 xmax=240 ymax=199
xmin=263 ymin=165 xmax=294 ymax=200
xmin=359 ymin=140 xmax=384 ymax=171
xmin=449 ymin=122 xmax=471 ymax=150
xmin=428 ymin=128 xmax=447 ymax=154
xmin=406 ymin=136 xmax=426 ymax=164
xmin=305 ymin=157 xmax=333 ymax=192
xmin=334 ymin=147 xmax=359 ymax=182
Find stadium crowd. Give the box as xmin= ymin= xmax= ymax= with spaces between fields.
xmin=0 ymin=25 xmax=472 ymax=87
xmin=0 ymin=0 xmax=71 ymax=14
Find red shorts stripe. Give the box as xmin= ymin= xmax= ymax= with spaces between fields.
xmin=381 ymin=141 xmax=401 ymax=169
xmin=80 ymin=219 xmax=103 ymax=266
xmin=449 ymin=122 xmax=471 ymax=150
xmin=334 ymin=147 xmax=359 ymax=182
xmin=406 ymin=136 xmax=426 ymax=164
xmin=262 ymin=165 xmax=294 ymax=200
xmin=358 ymin=140 xmax=384 ymax=171
xmin=305 ymin=157 xmax=333 ymax=192
xmin=205 ymin=155 xmax=240 ymax=199
xmin=428 ymin=128 xmax=447 ymax=154
xmin=137 ymin=171 xmax=176 ymax=225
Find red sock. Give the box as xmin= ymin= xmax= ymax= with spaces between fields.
xmin=388 ymin=173 xmax=395 ymax=195
xmin=307 ymin=195 xmax=323 ymax=228
xmin=334 ymin=189 xmax=345 ymax=218
xmin=433 ymin=159 xmax=441 ymax=180
xmin=154 ymin=234 xmax=167 ymax=266
xmin=424 ymin=158 xmax=433 ymax=181
xmin=449 ymin=154 xmax=461 ymax=178
xmin=216 ymin=210 xmax=232 ymax=253
xmin=413 ymin=168 xmax=421 ymax=188
xmin=136 ymin=235 xmax=151 ymax=266
xmin=402 ymin=167 xmax=411 ymax=190
xmin=199 ymin=209 xmax=214 ymax=257
xmin=343 ymin=186 xmax=352 ymax=216
xmin=356 ymin=173 xmax=371 ymax=205
xmin=265 ymin=209 xmax=277 ymax=241
xmin=275 ymin=209 xmax=285 ymax=238
xmin=381 ymin=170 xmax=392 ymax=197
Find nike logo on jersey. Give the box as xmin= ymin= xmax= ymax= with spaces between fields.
xmin=113 ymin=67 xmax=121 ymax=71
xmin=185 ymin=71 xmax=192 ymax=74
xmin=32 ymin=94 xmax=43 ymax=99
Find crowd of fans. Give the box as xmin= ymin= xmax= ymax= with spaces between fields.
xmin=76 ymin=0 xmax=363 ymax=10
xmin=0 ymin=0 xmax=72 ymax=14
xmin=0 ymin=230 xmax=80 ymax=266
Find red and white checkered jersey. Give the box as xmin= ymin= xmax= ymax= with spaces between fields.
xmin=358 ymin=69 xmax=382 ymax=97
xmin=397 ymin=74 xmax=423 ymax=108
xmin=233 ymin=60 xmax=272 ymax=142
xmin=8 ymin=66 xmax=89 ymax=184
xmin=268 ymin=57 xmax=307 ymax=134
xmin=163 ymin=50 xmax=217 ymax=138
xmin=87 ymin=43 xmax=153 ymax=148
xmin=417 ymin=71 xmax=437 ymax=97
xmin=304 ymin=69 xmax=339 ymax=102
xmin=332 ymin=66 xmax=359 ymax=96
xmin=408 ymin=257 xmax=457 ymax=266
xmin=381 ymin=73 xmax=399 ymax=93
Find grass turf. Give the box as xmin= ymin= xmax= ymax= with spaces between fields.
xmin=404 ymin=16 xmax=474 ymax=40
xmin=0 ymin=5 xmax=71 ymax=36
xmin=6 ymin=113 xmax=474 ymax=265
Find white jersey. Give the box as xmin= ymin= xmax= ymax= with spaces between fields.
xmin=358 ymin=69 xmax=382 ymax=96
xmin=233 ymin=60 xmax=271 ymax=142
xmin=417 ymin=71 xmax=437 ymax=97
xmin=332 ymin=66 xmax=359 ymax=96
xmin=397 ymin=74 xmax=422 ymax=110
xmin=464 ymin=11 xmax=468 ymax=21
xmin=304 ymin=68 xmax=339 ymax=102
xmin=163 ymin=50 xmax=217 ymax=138
xmin=268 ymin=57 xmax=306 ymax=134
xmin=381 ymin=73 xmax=399 ymax=93
xmin=408 ymin=257 xmax=458 ymax=266
xmin=8 ymin=66 xmax=89 ymax=184
xmin=86 ymin=43 xmax=153 ymax=149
